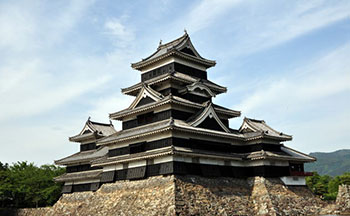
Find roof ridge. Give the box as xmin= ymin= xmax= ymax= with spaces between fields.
xmin=158 ymin=32 xmax=188 ymax=50
xmin=89 ymin=120 xmax=113 ymax=127
xmin=244 ymin=117 xmax=265 ymax=123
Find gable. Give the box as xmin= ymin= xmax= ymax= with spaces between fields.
xmin=189 ymin=104 xmax=230 ymax=133
xmin=82 ymin=129 xmax=93 ymax=135
xmin=197 ymin=117 xmax=226 ymax=132
xmin=180 ymin=47 xmax=196 ymax=56
xmin=128 ymin=85 xmax=162 ymax=109
xmin=79 ymin=123 xmax=94 ymax=135
xmin=186 ymin=82 xmax=216 ymax=98
xmin=135 ymin=96 xmax=155 ymax=108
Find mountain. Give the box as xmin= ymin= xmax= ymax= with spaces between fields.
xmin=305 ymin=149 xmax=350 ymax=176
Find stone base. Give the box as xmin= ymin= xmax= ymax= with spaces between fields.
xmin=16 ymin=175 xmax=349 ymax=216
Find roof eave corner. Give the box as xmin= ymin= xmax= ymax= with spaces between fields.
xmin=131 ymin=62 xmax=141 ymax=70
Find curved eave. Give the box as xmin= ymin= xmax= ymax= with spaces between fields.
xmin=122 ymin=77 xmax=227 ymax=97
xmin=109 ymin=99 xmax=171 ymax=120
xmin=69 ymin=132 xmax=98 ymax=142
xmin=244 ymin=132 xmax=292 ymax=142
xmin=98 ymin=119 xmax=245 ymax=146
xmin=216 ymin=109 xmax=241 ymax=118
xmin=92 ymin=146 xmax=242 ymax=167
xmin=248 ymin=154 xmax=315 ymax=162
xmin=172 ymin=124 xmax=245 ymax=141
xmin=131 ymin=50 xmax=216 ymax=70
xmin=109 ymin=95 xmax=202 ymax=120
xmin=109 ymin=96 xmax=239 ymax=120
xmin=92 ymin=147 xmax=174 ymax=167
xmin=55 ymin=155 xmax=100 ymax=166
xmin=54 ymin=170 xmax=102 ymax=182
xmin=281 ymin=146 xmax=317 ymax=162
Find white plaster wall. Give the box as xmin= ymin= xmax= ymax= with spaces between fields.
xmin=140 ymin=56 xmax=206 ymax=73
xmin=65 ymin=178 xmax=100 ymax=185
xmin=129 ymin=160 xmax=146 ymax=168
xmin=154 ymin=155 xmax=173 ymax=164
xmin=115 ymin=164 xmax=123 ymax=170
xmin=280 ymin=176 xmax=306 ymax=186
xmin=108 ymin=130 xmax=172 ymax=149
xmin=103 ymin=165 xmax=117 ymax=172
xmin=199 ymin=158 xmax=225 ymax=166
xmin=173 ymin=155 xmax=192 ymax=163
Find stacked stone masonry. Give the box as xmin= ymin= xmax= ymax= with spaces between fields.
xmin=17 ymin=175 xmax=350 ymax=216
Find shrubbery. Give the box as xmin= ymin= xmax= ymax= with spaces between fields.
xmin=0 ymin=161 xmax=64 ymax=208
xmin=306 ymin=172 xmax=350 ymax=200
xmin=1 ymin=160 xmax=349 ymax=207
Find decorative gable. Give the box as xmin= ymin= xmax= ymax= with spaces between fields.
xmin=128 ymin=84 xmax=163 ymax=109
xmin=188 ymin=103 xmax=230 ymax=133
xmin=187 ymin=82 xmax=216 ymax=97
xmin=79 ymin=120 xmax=94 ymax=135
xmin=177 ymin=36 xmax=203 ymax=59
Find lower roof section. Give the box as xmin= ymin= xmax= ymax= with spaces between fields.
xmin=54 ymin=169 xmax=102 ymax=183
xmin=55 ymin=147 xmax=108 ymax=166
xmin=91 ymin=143 xmax=314 ymax=168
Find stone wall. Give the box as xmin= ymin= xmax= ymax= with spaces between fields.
xmin=16 ymin=175 xmax=350 ymax=216
xmin=17 ymin=176 xmax=176 ymax=216
xmin=336 ymin=184 xmax=350 ymax=214
xmin=174 ymin=176 xmax=255 ymax=215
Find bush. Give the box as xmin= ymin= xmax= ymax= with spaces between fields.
xmin=0 ymin=161 xmax=64 ymax=208
xmin=306 ymin=172 xmax=350 ymax=201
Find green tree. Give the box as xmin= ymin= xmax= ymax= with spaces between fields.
xmin=306 ymin=172 xmax=350 ymax=200
xmin=0 ymin=161 xmax=65 ymax=208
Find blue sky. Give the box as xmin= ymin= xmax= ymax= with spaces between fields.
xmin=0 ymin=0 xmax=349 ymax=165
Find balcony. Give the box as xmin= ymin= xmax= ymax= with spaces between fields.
xmin=290 ymin=171 xmax=313 ymax=176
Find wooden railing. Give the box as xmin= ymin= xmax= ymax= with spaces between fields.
xmin=290 ymin=171 xmax=313 ymax=176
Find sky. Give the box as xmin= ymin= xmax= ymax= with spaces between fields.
xmin=0 ymin=0 xmax=349 ymax=165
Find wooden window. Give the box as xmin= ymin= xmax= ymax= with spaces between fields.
xmin=100 ymin=171 xmax=115 ymax=183
xmin=201 ymin=164 xmax=221 ymax=177
xmin=126 ymin=167 xmax=146 ymax=180
xmin=90 ymin=182 xmax=100 ymax=191
xmin=80 ymin=143 xmax=96 ymax=151
xmin=72 ymin=183 xmax=91 ymax=192
xmin=115 ymin=169 xmax=127 ymax=180
xmin=159 ymin=162 xmax=173 ymax=174
xmin=66 ymin=164 xmax=95 ymax=173
xmin=61 ymin=185 xmax=72 ymax=193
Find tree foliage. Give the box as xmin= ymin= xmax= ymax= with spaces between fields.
xmin=0 ymin=161 xmax=64 ymax=208
xmin=306 ymin=172 xmax=350 ymax=200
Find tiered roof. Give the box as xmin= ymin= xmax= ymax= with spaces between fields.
xmin=55 ymin=32 xmax=316 ymax=192
xmin=69 ymin=118 xmax=116 ymax=142
xmin=239 ymin=118 xmax=292 ymax=141
xmin=131 ymin=32 xmax=216 ymax=70
xmin=55 ymin=169 xmax=102 ymax=182
xmin=55 ymin=147 xmax=109 ymax=165
xmin=110 ymin=92 xmax=240 ymax=120
xmin=122 ymin=72 xmax=227 ymax=96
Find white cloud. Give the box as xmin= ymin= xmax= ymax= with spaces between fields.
xmin=233 ymin=43 xmax=350 ymax=152
xmin=229 ymin=0 xmax=350 ymax=56
xmin=236 ymin=44 xmax=350 ymax=115
xmin=0 ymin=1 xmax=138 ymax=122
xmin=104 ymin=18 xmax=135 ymax=47
xmin=179 ymin=0 xmax=243 ymax=33
xmin=0 ymin=0 xmax=94 ymax=53
xmin=86 ymin=93 xmax=134 ymax=130
xmin=0 ymin=1 xmax=138 ymax=164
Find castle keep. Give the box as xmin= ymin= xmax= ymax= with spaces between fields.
xmin=55 ymin=32 xmax=315 ymax=193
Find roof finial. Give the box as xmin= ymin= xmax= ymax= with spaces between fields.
xmin=159 ymin=39 xmax=162 ymax=46
xmin=88 ymin=116 xmax=91 ymax=121
xmin=109 ymin=120 xmax=113 ymax=125
xmin=184 ymin=28 xmax=187 ymax=34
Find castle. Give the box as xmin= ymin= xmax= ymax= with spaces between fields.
xmin=54 ymin=32 xmax=315 ymax=193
